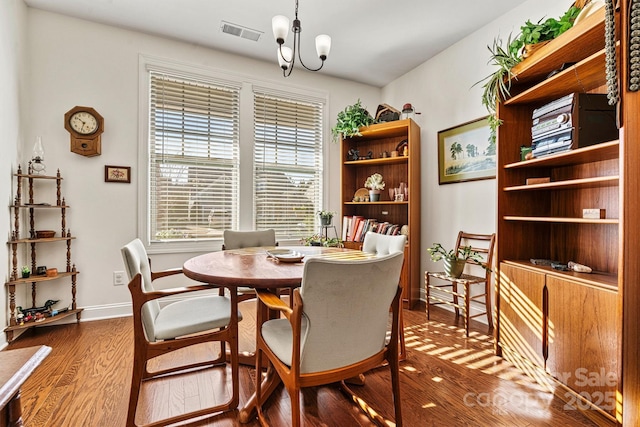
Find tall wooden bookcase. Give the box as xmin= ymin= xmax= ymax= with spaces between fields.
xmin=495 ymin=3 xmax=640 ymax=425
xmin=340 ymin=119 xmax=420 ymax=309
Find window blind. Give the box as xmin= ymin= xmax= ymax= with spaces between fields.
xmin=253 ymin=91 xmax=323 ymax=239
xmin=149 ymin=72 xmax=240 ymax=242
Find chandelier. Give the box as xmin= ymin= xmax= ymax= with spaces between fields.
xmin=271 ymin=0 xmax=331 ymax=77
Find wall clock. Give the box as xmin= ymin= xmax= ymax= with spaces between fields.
xmin=64 ymin=106 xmax=104 ymax=157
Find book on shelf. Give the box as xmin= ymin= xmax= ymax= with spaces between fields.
xmin=341 ymin=216 xmax=403 ymax=243
xmin=341 ymin=216 xmax=349 ymax=240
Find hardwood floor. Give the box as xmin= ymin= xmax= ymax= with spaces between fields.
xmin=4 ymin=302 xmax=601 ymax=426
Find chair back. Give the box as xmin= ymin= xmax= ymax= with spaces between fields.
xmin=222 ymin=229 xmax=276 ymax=250
xmin=455 ymin=231 xmax=496 ymax=274
xmin=121 ymin=238 xmax=160 ymax=340
xmin=362 ymin=232 xmax=406 ymax=256
xmin=298 ymin=252 xmax=404 ymax=373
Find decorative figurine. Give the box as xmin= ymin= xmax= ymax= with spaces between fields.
xmin=16 ymin=299 xmax=60 ymax=318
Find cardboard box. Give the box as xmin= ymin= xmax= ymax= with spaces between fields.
xmin=526 ymin=177 xmax=551 ymax=185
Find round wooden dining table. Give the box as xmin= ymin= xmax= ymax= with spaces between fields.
xmin=182 ymin=245 xmax=374 ymax=423
xmin=183 ymin=245 xmax=374 ymax=287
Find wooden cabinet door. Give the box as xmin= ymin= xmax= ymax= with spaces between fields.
xmin=546 ymin=276 xmax=618 ymax=415
xmin=498 ymin=263 xmax=546 ymax=368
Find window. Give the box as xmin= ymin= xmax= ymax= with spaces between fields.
xmin=253 ymin=91 xmax=323 ymax=239
xmin=148 ymin=71 xmax=240 ymax=243
xmin=141 ymin=57 xmax=328 ymax=252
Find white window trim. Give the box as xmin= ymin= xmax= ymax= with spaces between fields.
xmin=137 ymin=54 xmax=329 ymax=254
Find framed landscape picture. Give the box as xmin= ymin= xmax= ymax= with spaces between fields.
xmin=437 ymin=117 xmax=495 ymax=185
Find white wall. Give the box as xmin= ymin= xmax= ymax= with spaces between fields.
xmin=382 ymin=0 xmax=573 ymax=301
xmin=21 ymin=9 xmax=380 ymax=321
xmin=3 ymin=0 xmax=581 ymax=332
xmin=0 ymin=0 xmax=28 ymax=348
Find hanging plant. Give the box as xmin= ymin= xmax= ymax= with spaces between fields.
xmin=331 ymin=99 xmax=375 ymax=142
xmin=474 ymin=3 xmax=583 ymax=143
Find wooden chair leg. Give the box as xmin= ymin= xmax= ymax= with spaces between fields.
xmin=464 ymin=282 xmax=470 ymax=337
xmin=425 ymin=273 xmax=431 ymax=320
xmin=399 ymin=306 xmax=406 ymax=361
xmin=288 ymin=385 xmax=301 ymax=427
xmin=452 ymin=281 xmax=460 ymax=317
xmin=390 ymin=353 xmax=403 ymax=426
xmin=127 ymin=356 xmax=145 ymax=427
xmin=484 ymin=280 xmax=494 ymax=329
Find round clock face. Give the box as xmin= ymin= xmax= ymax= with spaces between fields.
xmin=69 ymin=111 xmax=99 ymax=135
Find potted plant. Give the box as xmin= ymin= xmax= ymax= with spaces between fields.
xmin=427 ymin=243 xmax=489 ymax=278
xmin=21 ymin=266 xmax=30 ymax=278
xmin=475 ymin=3 xmax=583 ymax=143
xmin=301 ymin=234 xmax=343 ymax=247
xmin=317 ymin=210 xmax=335 ymax=226
xmin=331 ymin=99 xmax=376 ymax=142
xmin=364 ymin=173 xmax=385 ymax=201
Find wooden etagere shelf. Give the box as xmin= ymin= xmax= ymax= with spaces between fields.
xmin=494 ymin=4 xmax=627 ymax=425
xmin=4 ymin=164 xmax=82 ymax=343
xmin=340 ymin=119 xmax=421 ymax=309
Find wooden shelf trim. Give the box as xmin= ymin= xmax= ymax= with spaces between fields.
xmin=344 ymin=201 xmax=409 ymax=205
xmin=351 ymin=119 xmax=413 ymax=140
xmin=4 ymin=309 xmax=83 ymax=332
xmin=6 ymin=271 xmax=80 ymax=286
xmin=503 ymin=216 xmax=618 ymax=224
xmin=502 ymin=260 xmax=617 ymax=291
xmin=14 ymin=173 xmax=62 ymax=180
xmin=344 ymin=156 xmax=408 ymax=166
xmin=9 ymin=236 xmax=76 ymax=244
xmin=504 ymin=176 xmax=619 ymax=192
xmin=509 ymin=7 xmax=605 ymax=84
xmin=504 ymin=140 xmax=619 ymax=169
xmin=11 ymin=205 xmax=70 ymax=209
xmin=506 ymin=47 xmax=610 ymax=105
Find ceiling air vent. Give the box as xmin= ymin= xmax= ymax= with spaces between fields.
xmin=221 ymin=21 xmax=262 ymax=42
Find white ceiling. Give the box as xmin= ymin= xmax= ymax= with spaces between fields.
xmin=23 ymin=0 xmax=528 ymax=87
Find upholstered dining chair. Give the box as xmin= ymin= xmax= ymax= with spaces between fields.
xmin=121 ymin=238 xmax=241 ymax=427
xmin=222 ymin=229 xmax=277 ymax=251
xmin=362 ymin=231 xmax=406 ymax=255
xmin=362 ymin=231 xmax=408 ymax=359
xmin=222 ymin=229 xmax=277 ymax=303
xmin=254 ymin=252 xmax=405 ymax=427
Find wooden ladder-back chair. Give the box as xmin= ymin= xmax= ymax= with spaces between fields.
xmin=121 ymin=238 xmax=241 ymax=427
xmin=425 ymin=231 xmax=495 ymax=336
xmin=253 ymin=252 xmax=405 ymax=427
xmin=362 ymin=231 xmax=408 ymax=360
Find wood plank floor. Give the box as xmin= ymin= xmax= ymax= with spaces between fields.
xmin=4 ymin=302 xmax=603 ymax=426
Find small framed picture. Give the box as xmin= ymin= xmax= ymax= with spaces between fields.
xmin=105 ymin=165 xmax=131 ymax=183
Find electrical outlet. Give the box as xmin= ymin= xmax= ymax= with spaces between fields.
xmin=113 ymin=271 xmax=125 ymax=286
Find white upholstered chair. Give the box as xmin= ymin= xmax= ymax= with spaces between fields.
xmin=362 ymin=231 xmax=407 ymax=359
xmin=254 ymin=252 xmax=405 ymax=427
xmin=222 ymin=229 xmax=277 ymax=301
xmin=121 ymin=238 xmax=241 ymax=427
xmin=222 ymin=229 xmax=277 ymax=251
xmin=362 ymin=231 xmax=406 ymax=255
